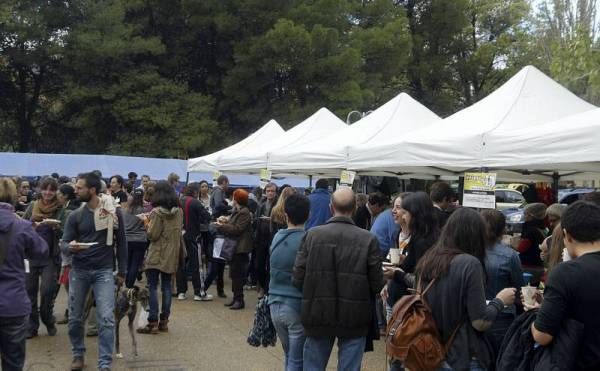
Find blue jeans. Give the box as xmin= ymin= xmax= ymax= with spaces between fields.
xmin=68 ymin=268 xmax=115 ymax=369
xmin=146 ymin=269 xmax=172 ymax=322
xmin=303 ymin=335 xmax=366 ymax=371
xmin=0 ymin=315 xmax=27 ymax=371
xmin=270 ymin=303 xmax=305 ymax=371
xmin=440 ymin=359 xmax=486 ymax=371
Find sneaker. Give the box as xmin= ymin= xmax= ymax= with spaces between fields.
xmin=177 ymin=293 xmax=186 ymax=300
xmin=194 ymin=293 xmax=213 ymax=302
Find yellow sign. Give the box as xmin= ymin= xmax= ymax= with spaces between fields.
xmin=463 ymin=172 xmax=497 ymax=209
xmin=260 ymin=168 xmax=271 ymax=181
xmin=340 ymin=170 xmax=357 ymax=186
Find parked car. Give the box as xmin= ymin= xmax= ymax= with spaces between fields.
xmin=558 ymin=188 xmax=597 ymax=204
xmin=495 ymin=188 xmax=525 ymax=211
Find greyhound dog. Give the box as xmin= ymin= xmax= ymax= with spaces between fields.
xmin=114 ymin=285 xmax=149 ymax=358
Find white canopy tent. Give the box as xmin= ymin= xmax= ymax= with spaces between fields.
xmin=187 ymin=119 xmax=284 ymax=173
xmin=268 ymin=93 xmax=440 ymax=176
xmin=347 ymin=66 xmax=596 ymax=181
xmin=480 ymin=108 xmax=600 ymax=180
xmin=218 ymin=108 xmax=347 ymax=174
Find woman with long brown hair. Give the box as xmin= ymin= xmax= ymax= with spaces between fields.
xmin=415 ymin=208 xmax=516 ymax=370
xmin=23 ymin=176 xmax=62 ymax=338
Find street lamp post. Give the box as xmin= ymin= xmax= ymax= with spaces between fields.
xmin=346 ymin=110 xmax=373 ymax=124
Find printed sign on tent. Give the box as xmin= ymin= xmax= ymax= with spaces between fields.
xmin=340 ymin=170 xmax=357 ymax=186
xmin=212 ymin=171 xmax=222 ymax=187
xmin=463 ymin=172 xmax=497 ymax=209
xmin=260 ymin=168 xmax=272 ymax=189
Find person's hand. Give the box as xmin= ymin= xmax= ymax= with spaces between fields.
xmin=540 ymin=238 xmax=549 ymax=262
xmin=116 ymin=273 xmax=125 ymax=287
xmin=380 ymin=285 xmax=389 ymax=301
xmin=69 ymin=240 xmax=85 ymax=252
xmin=397 ymin=254 xmax=407 ymax=265
xmin=496 ymin=287 xmax=517 ymax=306
xmin=383 ymin=267 xmax=402 ymax=280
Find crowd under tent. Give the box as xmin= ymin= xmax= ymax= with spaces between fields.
xmin=268 ymin=93 xmax=441 ymax=177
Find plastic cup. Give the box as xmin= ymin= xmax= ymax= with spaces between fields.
xmin=522 ymin=285 xmax=537 ymax=307
xmin=389 ymin=249 xmax=401 ymax=265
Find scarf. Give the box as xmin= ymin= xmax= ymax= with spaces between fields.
xmin=31 ymin=198 xmax=59 ymax=222
xmin=93 ymin=193 xmax=119 ymax=245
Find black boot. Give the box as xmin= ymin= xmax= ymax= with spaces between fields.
xmin=229 ymin=300 xmax=245 ymax=310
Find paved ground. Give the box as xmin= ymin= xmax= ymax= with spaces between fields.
xmin=24 ymin=275 xmax=388 ymax=371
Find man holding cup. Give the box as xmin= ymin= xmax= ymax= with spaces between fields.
xmin=526 ymin=201 xmax=600 ymax=370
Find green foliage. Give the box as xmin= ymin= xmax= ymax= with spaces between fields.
xmin=0 ymin=0 xmax=597 ymax=158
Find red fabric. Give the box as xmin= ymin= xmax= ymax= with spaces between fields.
xmin=517 ymin=239 xmax=532 ymax=253
xmin=59 ymin=266 xmax=70 ymax=285
xmin=184 ymin=196 xmax=193 ymax=229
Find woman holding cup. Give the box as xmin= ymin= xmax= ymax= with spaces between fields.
xmin=381 ymin=192 xmax=439 ymax=313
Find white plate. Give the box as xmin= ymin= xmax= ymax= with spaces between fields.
xmin=72 ymin=242 xmax=98 ymax=249
xmin=42 ymin=219 xmax=61 ymax=224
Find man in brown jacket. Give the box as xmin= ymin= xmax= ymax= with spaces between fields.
xmin=293 ymin=187 xmax=383 ymax=371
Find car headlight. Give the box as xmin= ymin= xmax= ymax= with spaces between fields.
xmin=508 ymin=213 xmax=523 ymax=223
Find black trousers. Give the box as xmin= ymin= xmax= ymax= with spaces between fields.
xmin=26 ymin=263 xmax=59 ymax=333
xmin=176 ymin=236 xmax=203 ymax=295
xmin=0 ymin=315 xmax=27 ymax=371
xmin=230 ymin=253 xmax=249 ymax=302
xmin=254 ymin=239 xmax=270 ymax=291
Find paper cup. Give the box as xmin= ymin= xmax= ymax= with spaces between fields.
xmin=389 ymin=249 xmax=401 ymax=265
xmin=522 ymin=286 xmax=537 ymax=307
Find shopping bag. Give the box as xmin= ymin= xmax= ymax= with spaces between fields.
xmin=136 ymin=306 xmax=149 ymax=330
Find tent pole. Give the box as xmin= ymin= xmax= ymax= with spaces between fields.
xmin=309 ymin=175 xmax=313 ymax=188
xmin=186 ymin=172 xmax=190 ymax=185
xmin=552 ymin=172 xmax=559 ymax=203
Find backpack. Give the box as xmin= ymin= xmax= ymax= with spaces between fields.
xmin=385 ymin=278 xmax=461 ymax=371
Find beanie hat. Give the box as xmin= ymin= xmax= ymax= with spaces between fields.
xmin=545 ymin=203 xmax=566 ymax=219
xmin=233 ymin=189 xmax=249 ymax=206
xmin=524 ymin=202 xmax=547 ymax=220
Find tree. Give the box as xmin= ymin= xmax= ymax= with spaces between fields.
xmin=400 ymin=0 xmax=530 ymax=115
xmin=0 ymin=0 xmax=74 ymax=151
xmin=535 ymin=0 xmax=600 ymax=104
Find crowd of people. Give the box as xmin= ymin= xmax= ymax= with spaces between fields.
xmin=0 ymin=171 xmax=599 ymax=371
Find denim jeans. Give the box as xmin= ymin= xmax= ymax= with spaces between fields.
xmin=68 ymin=268 xmax=115 ymax=369
xmin=126 ymin=241 xmax=148 ymax=288
xmin=303 ymin=336 xmax=366 ymax=371
xmin=146 ymin=269 xmax=172 ymax=322
xmin=204 ymin=258 xmax=225 ymax=292
xmin=440 ymin=359 xmax=486 ymax=371
xmin=0 ymin=315 xmax=27 ymax=371
xmin=270 ymin=303 xmax=305 ymax=371
xmin=26 ymin=263 xmax=59 ymax=334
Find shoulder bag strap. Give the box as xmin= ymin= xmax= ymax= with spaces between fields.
xmin=270 ymin=230 xmax=302 ymax=256
xmin=444 ymin=316 xmax=465 ymax=355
